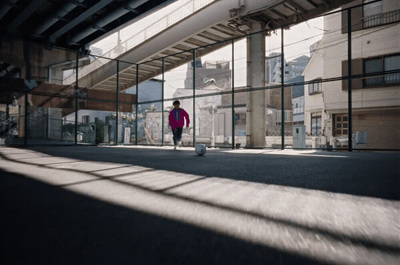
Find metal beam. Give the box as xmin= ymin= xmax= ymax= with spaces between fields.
xmin=32 ymin=0 xmax=85 ymax=37
xmin=7 ymin=0 xmax=47 ymax=32
xmin=0 ymin=0 xmax=18 ymax=21
xmin=213 ymin=23 xmax=244 ymax=36
xmin=197 ymin=31 xmax=225 ymax=42
xmin=267 ymin=8 xmax=288 ymax=21
xmin=305 ymin=0 xmax=318 ymax=8
xmin=206 ymin=27 xmax=235 ymax=39
xmin=69 ymin=0 xmax=150 ymax=44
xmin=285 ymin=0 xmax=307 ymax=14
xmin=50 ymin=0 xmax=114 ymax=43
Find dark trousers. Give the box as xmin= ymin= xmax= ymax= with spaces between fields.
xmin=172 ymin=127 xmax=183 ymax=145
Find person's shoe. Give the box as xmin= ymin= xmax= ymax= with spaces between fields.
xmin=174 ymin=145 xmax=177 ymax=150
xmin=178 ymin=141 xmax=182 ymax=147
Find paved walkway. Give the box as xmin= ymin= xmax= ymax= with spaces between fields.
xmin=1 ymin=146 xmax=399 ymax=265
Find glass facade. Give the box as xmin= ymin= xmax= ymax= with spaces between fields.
xmin=1 ymin=1 xmax=399 ymax=151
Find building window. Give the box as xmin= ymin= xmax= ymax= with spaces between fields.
xmin=364 ymin=54 xmax=400 ymax=87
xmin=276 ymin=110 xmax=292 ymax=124
xmin=311 ymin=114 xmax=321 ymax=136
xmin=292 ymin=98 xmax=304 ymax=115
xmin=363 ymin=0 xmax=383 ymax=28
xmin=384 ymin=55 xmax=400 ymax=84
xmin=308 ymin=79 xmax=322 ymax=94
xmin=235 ymin=113 xmax=246 ymax=125
xmin=293 ymin=103 xmax=299 ymax=114
xmin=334 ymin=114 xmax=348 ymax=136
xmin=82 ymin=115 xmax=90 ymax=124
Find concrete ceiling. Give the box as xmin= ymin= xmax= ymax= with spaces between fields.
xmin=0 ymin=0 xmax=175 ymax=49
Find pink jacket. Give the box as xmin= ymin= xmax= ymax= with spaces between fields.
xmin=169 ymin=108 xmax=190 ymax=129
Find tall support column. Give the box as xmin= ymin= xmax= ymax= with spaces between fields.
xmin=192 ymin=49 xmax=196 ymax=147
xmin=74 ymin=50 xmax=79 ymax=145
xmin=135 ymin=64 xmax=139 ymax=145
xmin=347 ymin=9 xmax=353 ymax=151
xmin=23 ymin=42 xmax=30 ymax=146
xmin=162 ymin=58 xmax=165 ymax=146
xmin=281 ymin=27 xmax=285 ymax=150
xmin=115 ymin=60 xmax=119 ymax=145
xmin=231 ymin=39 xmax=235 ymax=149
xmin=246 ymin=22 xmax=266 ymax=148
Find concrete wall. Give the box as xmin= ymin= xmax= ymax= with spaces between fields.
xmin=0 ymin=40 xmax=78 ymax=82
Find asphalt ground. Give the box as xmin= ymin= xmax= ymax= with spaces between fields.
xmin=1 ymin=145 xmax=399 ymax=265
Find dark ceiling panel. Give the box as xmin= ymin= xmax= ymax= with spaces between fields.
xmin=49 ymin=0 xmax=115 ymax=43
xmin=0 ymin=0 xmax=176 ymax=51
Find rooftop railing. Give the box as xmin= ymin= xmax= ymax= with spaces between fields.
xmin=363 ymin=9 xmax=400 ymax=28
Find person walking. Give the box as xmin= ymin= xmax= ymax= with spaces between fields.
xmin=169 ymin=100 xmax=190 ymax=150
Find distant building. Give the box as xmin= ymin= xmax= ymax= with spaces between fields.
xmin=266 ymin=52 xmax=287 ymax=84
xmin=290 ymin=75 xmax=305 ymax=125
xmin=184 ymin=58 xmax=231 ymax=90
xmin=266 ymin=53 xmax=309 ymax=126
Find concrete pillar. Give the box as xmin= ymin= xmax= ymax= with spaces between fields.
xmin=246 ymin=21 xmax=266 ymax=148
xmin=48 ymin=67 xmax=64 ymax=84
xmin=0 ymin=39 xmax=78 ymax=83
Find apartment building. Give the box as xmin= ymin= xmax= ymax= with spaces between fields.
xmin=303 ymin=0 xmax=400 ymax=149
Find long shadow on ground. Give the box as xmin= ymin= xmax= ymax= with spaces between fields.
xmin=28 ymin=146 xmax=400 ymax=201
xmin=1 ymin=170 xmax=325 ymax=265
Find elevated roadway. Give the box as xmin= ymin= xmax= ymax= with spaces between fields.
xmin=75 ymin=0 xmax=351 ymax=91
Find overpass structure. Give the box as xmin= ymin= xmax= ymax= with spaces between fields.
xmin=74 ymin=0 xmax=351 ymax=91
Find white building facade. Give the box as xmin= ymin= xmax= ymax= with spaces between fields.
xmin=303 ymin=0 xmax=400 ymax=149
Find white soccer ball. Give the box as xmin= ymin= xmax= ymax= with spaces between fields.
xmin=195 ymin=144 xmax=206 ymax=156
